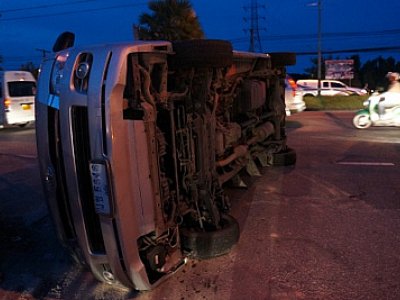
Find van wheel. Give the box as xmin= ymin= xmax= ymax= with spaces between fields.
xmin=271 ymin=147 xmax=297 ymax=166
xmin=169 ymin=40 xmax=233 ymax=69
xmin=269 ymin=52 xmax=296 ymax=67
xmin=18 ymin=123 xmax=29 ymax=128
xmin=180 ymin=214 xmax=240 ymax=259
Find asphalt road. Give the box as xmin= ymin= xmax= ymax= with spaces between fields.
xmin=0 ymin=111 xmax=399 ymax=300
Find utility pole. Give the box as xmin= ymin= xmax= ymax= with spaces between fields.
xmin=317 ymin=0 xmax=322 ymax=96
xmin=244 ymin=0 xmax=265 ymax=53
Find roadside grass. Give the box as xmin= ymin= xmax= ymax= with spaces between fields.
xmin=304 ymin=95 xmax=369 ymax=111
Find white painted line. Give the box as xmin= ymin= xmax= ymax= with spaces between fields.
xmin=336 ymin=161 xmax=395 ymax=166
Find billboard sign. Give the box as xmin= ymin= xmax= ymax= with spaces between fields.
xmin=325 ymin=60 xmax=354 ymax=80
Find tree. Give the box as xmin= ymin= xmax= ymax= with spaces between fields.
xmin=137 ymin=0 xmax=204 ymax=41
xmin=20 ymin=62 xmax=39 ymax=79
xmin=360 ymin=56 xmax=400 ymax=90
xmin=349 ymin=55 xmax=361 ymax=76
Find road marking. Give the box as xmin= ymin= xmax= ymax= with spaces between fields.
xmin=336 ymin=161 xmax=395 ymax=166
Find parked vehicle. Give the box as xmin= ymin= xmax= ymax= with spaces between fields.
xmin=297 ymin=79 xmax=367 ymax=97
xmin=353 ymin=92 xmax=400 ymax=129
xmin=0 ymin=71 xmax=36 ymax=128
xmin=285 ymin=75 xmax=306 ymax=115
xmin=36 ymin=32 xmax=296 ymax=290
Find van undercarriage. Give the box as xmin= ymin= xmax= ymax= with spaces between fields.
xmin=36 ymin=34 xmax=296 ymax=290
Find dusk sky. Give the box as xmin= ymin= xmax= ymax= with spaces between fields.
xmin=1 ymin=0 xmax=400 ymax=73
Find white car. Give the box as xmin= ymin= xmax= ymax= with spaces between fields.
xmin=285 ymin=75 xmax=306 ymax=115
xmin=297 ymin=79 xmax=367 ymax=97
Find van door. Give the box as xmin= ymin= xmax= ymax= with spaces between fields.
xmin=322 ymin=81 xmax=336 ymax=96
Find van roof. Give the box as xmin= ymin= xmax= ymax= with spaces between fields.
xmin=1 ymin=71 xmax=36 ymax=81
xmin=297 ymin=79 xmax=342 ymax=83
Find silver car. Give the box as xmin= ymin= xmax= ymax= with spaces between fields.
xmin=36 ymin=32 xmax=296 ymax=290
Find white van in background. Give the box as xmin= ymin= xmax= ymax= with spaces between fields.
xmin=0 ymin=71 xmax=36 ymax=128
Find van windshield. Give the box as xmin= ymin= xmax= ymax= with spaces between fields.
xmin=7 ymin=81 xmax=36 ymax=97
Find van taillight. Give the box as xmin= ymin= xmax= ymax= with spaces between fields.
xmin=288 ymin=78 xmax=297 ymax=90
xmin=4 ymin=98 xmax=11 ymax=110
xmin=288 ymin=78 xmax=297 ymax=97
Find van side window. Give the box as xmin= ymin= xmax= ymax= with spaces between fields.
xmin=323 ymin=82 xmax=329 ymax=88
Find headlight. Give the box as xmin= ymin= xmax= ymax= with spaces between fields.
xmin=363 ymin=100 xmax=369 ymax=106
xmin=50 ymin=52 xmax=69 ymax=95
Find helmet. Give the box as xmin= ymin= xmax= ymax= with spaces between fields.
xmin=386 ymin=72 xmax=400 ymax=81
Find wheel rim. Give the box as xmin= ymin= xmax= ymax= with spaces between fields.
xmin=354 ymin=114 xmax=371 ymax=129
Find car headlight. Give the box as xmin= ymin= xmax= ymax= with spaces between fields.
xmin=363 ymin=100 xmax=370 ymax=106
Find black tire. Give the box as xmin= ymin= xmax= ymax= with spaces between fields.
xmin=269 ymin=52 xmax=296 ymax=67
xmin=271 ymin=147 xmax=297 ymax=166
xmin=180 ymin=214 xmax=240 ymax=259
xmin=170 ymin=39 xmax=233 ymax=69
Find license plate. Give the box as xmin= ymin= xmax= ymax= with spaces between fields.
xmin=90 ymin=161 xmax=112 ymax=216
xmin=21 ymin=104 xmax=31 ymax=110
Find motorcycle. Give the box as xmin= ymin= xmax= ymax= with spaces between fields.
xmin=353 ymin=92 xmax=400 ymax=129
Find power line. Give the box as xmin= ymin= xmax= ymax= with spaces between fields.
xmin=296 ymin=46 xmax=400 ymax=56
xmin=230 ymin=28 xmax=400 ymax=44
xmin=0 ymin=0 xmax=97 ymax=13
xmin=2 ymin=59 xmax=42 ymax=63
xmin=262 ymin=30 xmax=400 ymax=42
xmin=0 ymin=2 xmax=148 ymax=22
xmin=35 ymin=48 xmax=51 ymax=59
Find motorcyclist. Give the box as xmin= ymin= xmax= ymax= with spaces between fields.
xmin=378 ymin=72 xmax=400 ymax=118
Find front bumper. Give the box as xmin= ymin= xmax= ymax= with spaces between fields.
xmin=36 ymin=44 xmax=182 ymax=290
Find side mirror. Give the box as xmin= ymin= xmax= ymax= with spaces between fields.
xmin=52 ymin=32 xmax=75 ymax=52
